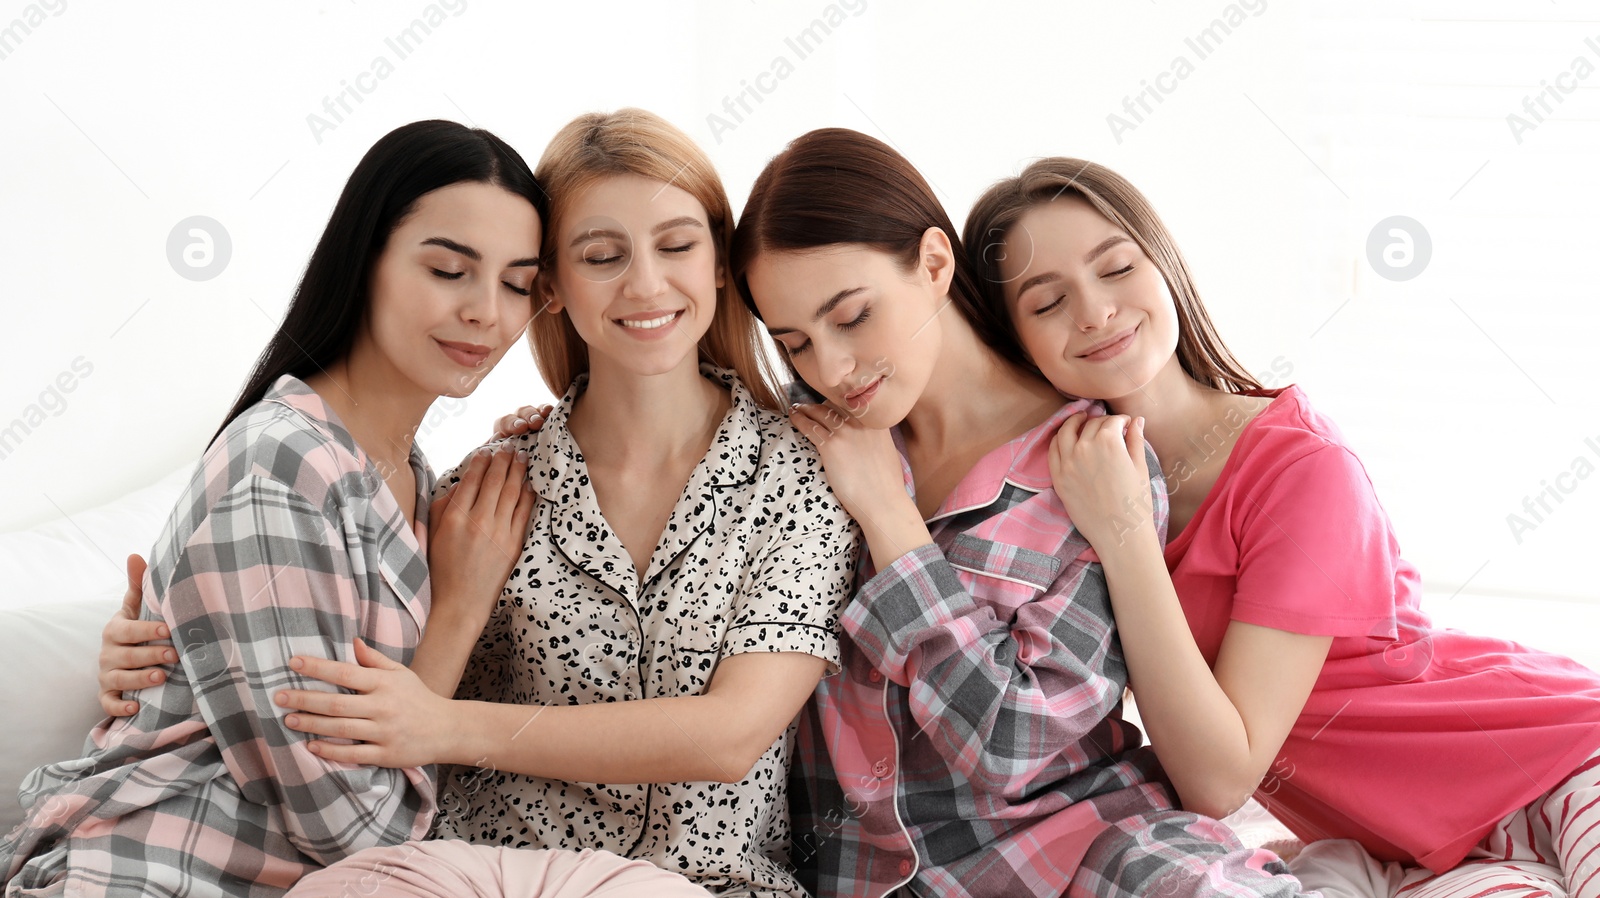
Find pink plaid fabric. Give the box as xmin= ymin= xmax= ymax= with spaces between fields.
xmin=1 ymin=375 xmax=438 ymax=897
xmin=792 ymin=398 xmax=1180 ymax=898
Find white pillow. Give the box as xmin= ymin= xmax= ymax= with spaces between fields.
xmin=0 ymin=464 xmax=192 ymax=613
xmin=0 ymin=597 xmax=121 ymax=835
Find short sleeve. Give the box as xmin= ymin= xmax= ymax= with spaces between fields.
xmin=1231 ymin=445 xmax=1400 ymax=637
xmin=724 ymin=479 xmax=860 ymax=672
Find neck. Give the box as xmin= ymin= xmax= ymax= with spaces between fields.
xmin=900 ymin=306 xmax=1062 ymax=453
xmin=1106 ymin=358 xmax=1230 ymax=478
xmin=568 ymin=353 xmax=728 ymax=467
xmin=304 ymin=346 xmax=435 ymax=474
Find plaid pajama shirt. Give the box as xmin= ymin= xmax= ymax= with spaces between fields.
xmin=1 ymin=375 xmax=438 ymax=897
xmin=791 ymin=398 xmax=1312 ymax=898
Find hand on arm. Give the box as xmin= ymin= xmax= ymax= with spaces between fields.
xmin=278 ymin=648 xmax=828 ymax=784
xmin=1048 ymin=412 xmax=1330 ymax=818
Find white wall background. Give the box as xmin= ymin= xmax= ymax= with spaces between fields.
xmin=2 ymin=1 xmax=1597 ymax=617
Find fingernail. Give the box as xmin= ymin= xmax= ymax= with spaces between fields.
xmin=289 ymin=657 xmax=303 ymax=670
xmin=164 ymin=650 xmax=176 ymax=663
xmin=157 ymin=625 xmax=169 ymax=638
xmin=125 ymin=702 xmax=136 ymax=715
xmin=148 ymin=670 xmax=161 ymax=683
xmin=276 ymin=692 xmax=288 ymax=706
xmin=512 ymin=418 xmax=526 ymax=428
xmin=286 ymin=714 xmax=299 ymax=727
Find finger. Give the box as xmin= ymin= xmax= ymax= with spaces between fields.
xmin=351 ymin=637 xmax=403 ymax=672
xmin=99 ymin=691 xmax=138 ymax=718
xmin=287 ymin=654 xmax=377 ymax=691
xmin=121 ymin=554 xmax=148 ymax=619
xmin=282 ymin=711 xmax=374 ymax=741
xmin=472 ymin=446 xmax=516 ymax=519
xmin=303 ymin=739 xmax=381 ymax=765
xmin=1125 ymin=416 xmax=1149 ymax=472
xmin=429 ymin=481 xmax=455 ymax=523
xmin=104 ymin=644 xmax=176 ymax=670
xmin=494 ymin=447 xmax=527 ymax=525
xmin=1054 ymin=412 xmax=1088 ymax=454
xmin=450 ymin=448 xmax=492 ymax=513
xmin=102 ymin=667 xmax=166 ymax=691
xmin=788 ymin=406 xmax=832 ymax=447
xmin=510 ymin=473 xmax=537 ymax=536
xmin=106 ymin=616 xmax=169 ymax=648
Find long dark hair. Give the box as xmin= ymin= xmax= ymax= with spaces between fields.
xmin=212 ymin=120 xmax=547 ymax=447
xmin=729 ymin=128 xmax=1023 ymax=368
xmin=964 ymin=158 xmax=1262 ymax=394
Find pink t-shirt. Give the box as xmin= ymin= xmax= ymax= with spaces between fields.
xmin=1164 ymin=385 xmax=1600 ymax=873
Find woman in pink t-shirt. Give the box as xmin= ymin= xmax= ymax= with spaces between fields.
xmin=963 ymin=158 xmax=1600 ymax=898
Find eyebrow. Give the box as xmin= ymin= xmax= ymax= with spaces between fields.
xmin=422 ymin=236 xmax=539 ymax=268
xmin=766 ymin=287 xmax=866 ymax=337
xmin=567 ymin=217 xmax=706 ymax=248
xmin=1014 ymin=235 xmax=1134 ymax=298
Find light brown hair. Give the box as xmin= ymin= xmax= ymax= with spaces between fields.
xmin=964 ymin=158 xmax=1263 ymax=393
xmin=529 ymin=108 xmax=782 ymax=410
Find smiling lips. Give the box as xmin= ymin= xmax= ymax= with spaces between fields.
xmin=436 ymin=338 xmax=491 ymax=367
xmin=615 ymin=310 xmax=683 ymax=337
xmin=1078 ymin=325 xmax=1138 ymax=362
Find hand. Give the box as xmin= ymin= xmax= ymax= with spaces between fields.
xmin=1048 ymin=412 xmax=1157 ymax=553
xmin=490 ymin=404 xmax=553 ymax=440
xmin=98 ymin=553 xmax=176 ymax=717
xmin=789 ymin=403 xmax=909 ymax=521
xmin=428 ymin=445 xmax=538 ymax=624
xmin=277 ymin=638 xmax=454 ymax=768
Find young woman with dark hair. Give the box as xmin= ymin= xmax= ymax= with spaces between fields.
xmin=965 ymin=157 xmax=1600 ymax=898
xmin=729 ymin=128 xmax=1313 ymax=898
xmin=0 ymin=120 xmax=548 ymax=897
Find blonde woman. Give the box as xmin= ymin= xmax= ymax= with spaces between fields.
xmin=215 ymin=110 xmax=855 ymax=897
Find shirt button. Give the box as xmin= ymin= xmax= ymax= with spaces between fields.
xmin=868 ymin=669 xmax=882 ymax=683
xmin=872 ymin=759 xmax=893 ymax=778
xmin=898 ymin=859 xmax=913 ymax=876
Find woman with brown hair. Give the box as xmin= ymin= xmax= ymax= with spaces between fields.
xmin=964 ymin=158 xmax=1600 ymax=898
xmin=731 ymin=129 xmax=1313 ymax=898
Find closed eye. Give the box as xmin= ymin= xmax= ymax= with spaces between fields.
xmin=1034 ymin=296 xmax=1063 ymax=316
xmin=1105 ymin=264 xmax=1134 ymax=277
xmin=662 ymin=242 xmax=696 ymax=254
xmin=431 ymin=269 xmax=465 ymax=281
xmin=503 ymin=282 xmax=532 ymax=296
xmin=584 ymin=254 xmax=623 ymax=266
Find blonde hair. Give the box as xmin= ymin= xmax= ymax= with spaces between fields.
xmin=529 ymin=108 xmax=783 ymax=410
xmin=964 ymin=158 xmax=1263 ymax=394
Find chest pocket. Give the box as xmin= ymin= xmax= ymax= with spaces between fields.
xmin=943 ymin=532 xmax=1062 ymax=612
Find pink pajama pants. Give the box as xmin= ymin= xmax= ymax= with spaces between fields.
xmin=284 ymin=839 xmax=713 ymax=898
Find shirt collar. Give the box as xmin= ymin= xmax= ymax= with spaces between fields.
xmin=896 ymin=396 xmax=1101 ymax=522
xmin=529 ymin=363 xmax=765 ymax=507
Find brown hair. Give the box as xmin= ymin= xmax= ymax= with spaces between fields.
xmin=529 ymin=108 xmax=782 ymax=410
xmin=729 ymin=128 xmax=1024 ymax=368
xmin=964 ymin=158 xmax=1263 ymax=394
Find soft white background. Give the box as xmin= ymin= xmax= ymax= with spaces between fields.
xmin=2 ymin=2 xmax=1596 ymax=622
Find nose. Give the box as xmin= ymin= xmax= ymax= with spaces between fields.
xmin=621 ymin=249 xmax=667 ymax=304
xmin=813 ymin=337 xmax=855 ymax=390
xmin=459 ymin=275 xmax=500 ymax=329
xmin=1069 ymin=282 xmax=1116 ymax=332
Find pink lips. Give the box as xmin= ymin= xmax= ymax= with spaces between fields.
xmin=1077 ymin=325 xmax=1137 ymax=362
xmin=844 ymin=377 xmax=882 ymax=410
xmin=436 ymin=338 xmax=491 ymax=367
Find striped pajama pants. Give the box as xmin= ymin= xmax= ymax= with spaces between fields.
xmin=1067 ymin=809 xmax=1316 ymax=898
xmin=1291 ymin=751 xmax=1600 ymax=898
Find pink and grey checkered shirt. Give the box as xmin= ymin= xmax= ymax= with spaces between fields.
xmin=791 ymin=398 xmax=1176 ymax=898
xmin=1 ymin=375 xmax=438 ymax=897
